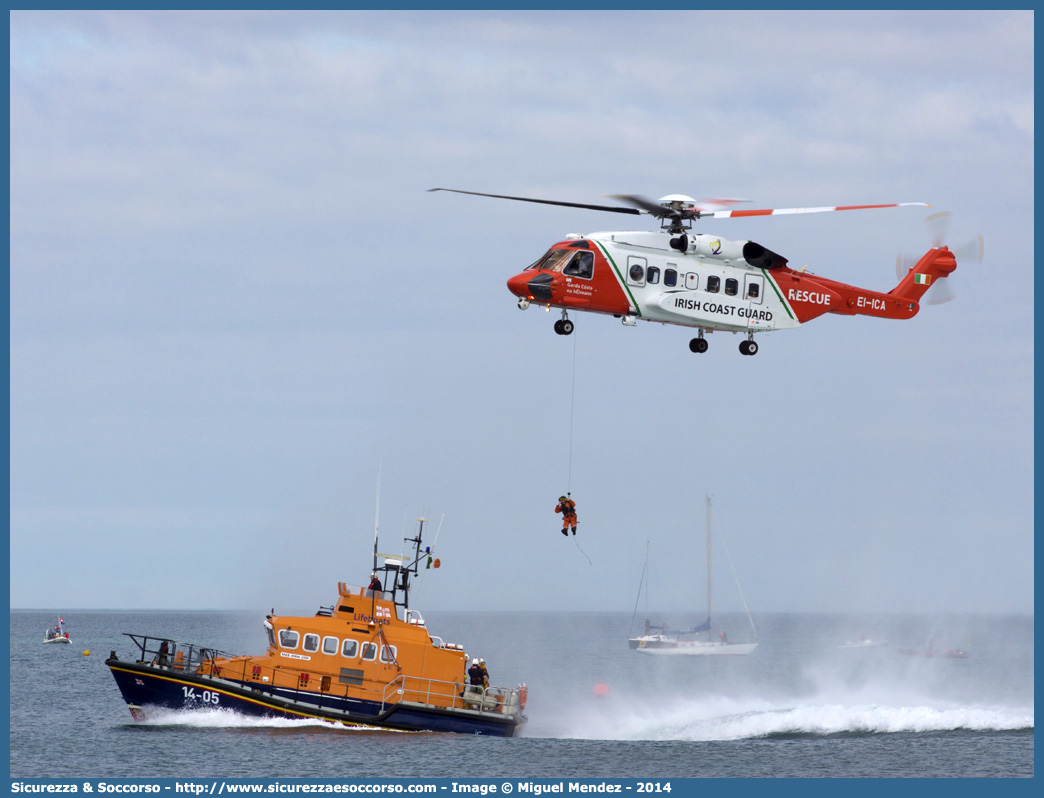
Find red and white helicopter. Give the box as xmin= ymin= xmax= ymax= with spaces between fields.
xmin=432 ymin=189 xmax=977 ymax=356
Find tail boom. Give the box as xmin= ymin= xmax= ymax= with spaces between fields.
xmin=778 ymin=246 xmax=958 ymax=321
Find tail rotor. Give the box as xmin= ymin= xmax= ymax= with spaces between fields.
xmin=897 ymin=211 xmax=984 ymax=305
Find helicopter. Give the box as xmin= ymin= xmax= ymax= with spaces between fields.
xmin=431 ymin=188 xmax=968 ymax=356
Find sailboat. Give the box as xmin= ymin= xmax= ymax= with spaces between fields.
xmin=628 ymin=497 xmax=758 ymax=656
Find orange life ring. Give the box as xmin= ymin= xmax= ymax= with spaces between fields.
xmin=519 ymin=684 xmax=528 ymax=710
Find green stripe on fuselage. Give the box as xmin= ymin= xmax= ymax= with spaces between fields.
xmin=763 ymin=269 xmax=795 ymax=321
xmin=594 ymin=240 xmax=641 ymax=317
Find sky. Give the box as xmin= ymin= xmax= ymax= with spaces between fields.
xmin=8 ymin=10 xmax=1034 ymax=617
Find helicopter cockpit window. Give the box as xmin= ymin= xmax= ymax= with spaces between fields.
xmin=527 ymin=249 xmax=574 ymax=273
xmin=725 ymin=278 xmax=738 ymax=296
xmin=563 ymin=251 xmax=594 ymax=279
xmin=664 ymin=269 xmax=678 ymax=287
xmin=706 ymin=275 xmax=721 ymax=294
xmin=647 ymin=266 xmax=661 ymax=285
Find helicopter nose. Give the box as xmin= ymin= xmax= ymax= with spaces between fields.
xmin=506 ymin=272 xmax=531 ymax=298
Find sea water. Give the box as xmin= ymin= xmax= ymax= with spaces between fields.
xmin=8 ymin=610 xmax=1033 ymax=778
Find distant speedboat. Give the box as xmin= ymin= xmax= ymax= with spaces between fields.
xmin=840 ymin=636 xmax=888 ymax=649
xmin=898 ymin=637 xmax=968 ymax=658
xmin=44 ymin=618 xmax=70 ymax=644
xmin=629 ymin=496 xmax=758 ymax=657
xmin=898 ymin=646 xmax=968 ymax=659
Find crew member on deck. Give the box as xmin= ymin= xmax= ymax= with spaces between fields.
xmin=556 ymin=495 xmax=577 ymax=536
xmin=369 ymin=573 xmax=382 ymax=592
xmin=468 ymin=658 xmax=486 ymax=692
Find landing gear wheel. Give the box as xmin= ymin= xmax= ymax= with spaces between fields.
xmin=561 ymin=319 xmax=574 ymax=335
xmin=689 ymin=337 xmax=709 ymax=354
xmin=739 ymin=340 xmax=759 ymax=356
xmin=553 ymin=320 xmax=565 ymax=335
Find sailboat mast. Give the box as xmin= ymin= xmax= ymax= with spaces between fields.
xmin=706 ymin=496 xmax=712 ymax=628
xmin=644 ymin=538 xmax=649 ymax=625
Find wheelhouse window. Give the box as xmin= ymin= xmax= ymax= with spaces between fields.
xmin=379 ymin=646 xmax=398 ymax=664
xmin=725 ymin=278 xmax=738 ymax=296
xmin=706 ymin=276 xmax=721 ymax=294
xmin=341 ymin=639 xmax=359 ymax=658
xmin=664 ymin=269 xmax=678 ymax=287
xmin=563 ymin=251 xmax=594 ymax=279
xmin=527 ymin=249 xmax=574 ymax=273
xmin=361 ymin=642 xmax=378 ymax=661
xmin=647 ymin=266 xmax=661 ymax=285
xmin=303 ymin=633 xmax=320 ymax=653
xmin=278 ymin=630 xmax=300 ymax=649
xmin=322 ymin=636 xmax=339 ymax=655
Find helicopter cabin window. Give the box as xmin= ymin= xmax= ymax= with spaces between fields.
xmin=322 ymin=636 xmax=339 ymax=655
xmin=303 ymin=633 xmax=320 ymax=653
xmin=647 ymin=266 xmax=661 ymax=285
xmin=664 ymin=268 xmax=678 ymax=287
xmin=278 ymin=630 xmax=300 ymax=650
xmin=725 ymin=278 xmax=738 ymax=296
xmin=706 ymin=275 xmax=721 ymax=294
xmin=528 ymin=249 xmax=573 ymax=273
xmin=341 ymin=639 xmax=359 ymax=658
xmin=361 ymin=642 xmax=378 ymax=661
xmin=627 ymin=257 xmax=647 ymax=286
xmin=744 ymin=274 xmax=764 ymax=303
xmin=563 ymin=251 xmax=594 ymax=279
xmin=379 ymin=645 xmax=398 ymax=664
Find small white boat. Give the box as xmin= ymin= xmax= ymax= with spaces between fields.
xmin=633 ymin=633 xmax=758 ymax=656
xmin=44 ymin=618 xmax=70 ymax=644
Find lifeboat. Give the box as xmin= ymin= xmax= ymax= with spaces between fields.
xmin=105 ymin=518 xmax=527 ymax=736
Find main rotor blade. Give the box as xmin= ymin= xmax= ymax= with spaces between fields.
xmin=608 ymin=194 xmax=679 ymax=218
xmin=429 ymin=188 xmax=641 ymax=216
xmin=702 ymin=202 xmax=930 ymax=218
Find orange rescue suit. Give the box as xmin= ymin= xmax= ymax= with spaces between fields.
xmin=556 ymin=498 xmax=577 ymax=533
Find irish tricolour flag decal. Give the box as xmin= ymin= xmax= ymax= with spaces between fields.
xmin=914 ymin=273 xmax=932 ymax=285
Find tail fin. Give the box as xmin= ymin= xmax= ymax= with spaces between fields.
xmin=890 ymin=247 xmax=957 ymax=302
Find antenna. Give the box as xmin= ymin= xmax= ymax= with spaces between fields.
xmin=372 ymin=459 xmax=381 ymax=577
xmin=370 ymin=459 xmax=381 ymax=625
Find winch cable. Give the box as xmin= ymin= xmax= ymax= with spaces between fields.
xmin=565 ymin=331 xmax=592 ymax=564
xmin=566 ymin=327 xmax=578 ymax=493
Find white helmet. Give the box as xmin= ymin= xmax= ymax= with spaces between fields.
xmin=479 ymin=658 xmax=486 ymax=665
xmin=471 ymin=658 xmax=478 ymax=665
